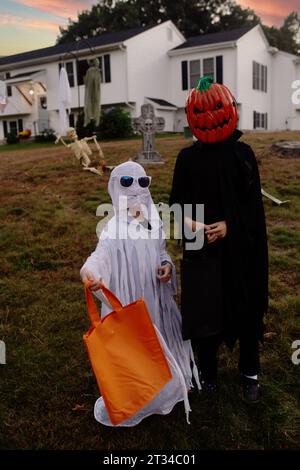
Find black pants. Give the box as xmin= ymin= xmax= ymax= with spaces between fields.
xmin=192 ymin=334 xmax=260 ymax=380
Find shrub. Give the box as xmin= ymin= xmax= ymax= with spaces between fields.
xmin=99 ymin=107 xmax=133 ymax=139
xmin=76 ymin=112 xmax=95 ymax=139
xmin=34 ymin=128 xmax=56 ymax=143
xmin=75 ymin=107 xmax=133 ymax=140
xmin=6 ymin=132 xmax=20 ymax=144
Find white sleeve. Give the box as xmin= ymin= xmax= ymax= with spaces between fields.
xmin=80 ymin=238 xmax=112 ymax=305
xmin=159 ymin=232 xmax=178 ymax=294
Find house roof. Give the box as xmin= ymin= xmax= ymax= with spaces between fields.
xmin=0 ymin=26 xmax=150 ymax=67
xmin=10 ymin=70 xmax=43 ymax=79
xmin=147 ymin=98 xmax=177 ymax=108
xmin=172 ymin=25 xmax=255 ymax=50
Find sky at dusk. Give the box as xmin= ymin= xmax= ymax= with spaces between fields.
xmin=0 ymin=0 xmax=299 ymax=57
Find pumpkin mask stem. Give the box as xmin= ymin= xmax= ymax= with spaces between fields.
xmin=196 ymin=75 xmax=214 ymax=93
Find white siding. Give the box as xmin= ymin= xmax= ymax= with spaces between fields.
xmin=271 ymin=51 xmax=300 ymax=130
xmin=169 ymin=47 xmax=237 ymax=109
xmin=125 ymin=21 xmax=184 ymax=116
xmin=236 ymin=25 xmax=272 ymax=130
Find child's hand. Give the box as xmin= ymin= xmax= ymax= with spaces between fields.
xmin=81 ymin=269 xmax=106 ymax=292
xmin=184 ymin=216 xmax=208 ymax=233
xmin=156 ymin=263 xmax=172 ymax=283
xmin=205 ymin=221 xmax=227 ymax=244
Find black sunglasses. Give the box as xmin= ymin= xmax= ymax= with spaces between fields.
xmin=119 ymin=176 xmax=152 ymax=188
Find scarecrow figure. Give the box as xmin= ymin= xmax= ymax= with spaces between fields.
xmin=81 ymin=161 xmax=200 ymax=426
xmin=55 ymin=127 xmax=105 ymax=176
xmin=170 ymin=76 xmax=268 ymax=402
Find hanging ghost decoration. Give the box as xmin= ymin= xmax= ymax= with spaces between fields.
xmin=84 ymin=58 xmax=101 ymax=128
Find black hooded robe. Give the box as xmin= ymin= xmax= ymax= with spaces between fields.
xmin=169 ymin=130 xmax=268 ymax=349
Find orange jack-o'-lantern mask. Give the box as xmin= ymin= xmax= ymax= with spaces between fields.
xmin=186 ymin=76 xmax=238 ymax=144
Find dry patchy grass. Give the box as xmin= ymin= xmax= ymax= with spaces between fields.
xmin=0 ymin=132 xmax=299 ymax=450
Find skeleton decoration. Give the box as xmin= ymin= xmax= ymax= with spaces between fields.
xmin=133 ymin=104 xmax=165 ymax=164
xmin=55 ymin=127 xmax=105 ymax=176
xmin=81 ymin=161 xmax=200 ymax=426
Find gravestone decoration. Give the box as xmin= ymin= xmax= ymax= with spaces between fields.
xmin=133 ymin=104 xmax=165 ymax=164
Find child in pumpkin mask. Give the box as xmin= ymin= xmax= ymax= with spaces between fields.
xmin=170 ymin=76 xmax=268 ymax=402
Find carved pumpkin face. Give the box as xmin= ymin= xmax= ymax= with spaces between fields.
xmin=186 ymin=76 xmax=238 ymax=144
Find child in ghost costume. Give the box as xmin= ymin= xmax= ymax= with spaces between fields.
xmin=81 ymin=161 xmax=200 ymax=426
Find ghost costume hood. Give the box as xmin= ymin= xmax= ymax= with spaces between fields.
xmin=103 ymin=160 xmax=162 ymax=237
xmin=81 ymin=161 xmax=200 ymax=427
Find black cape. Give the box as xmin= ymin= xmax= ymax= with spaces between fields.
xmin=169 ymin=130 xmax=268 ymax=348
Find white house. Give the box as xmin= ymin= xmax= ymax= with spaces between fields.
xmin=0 ymin=21 xmax=299 ymax=141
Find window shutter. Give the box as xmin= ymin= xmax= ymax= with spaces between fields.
xmin=253 ymin=111 xmax=256 ymax=129
xmin=3 ymin=120 xmax=8 ymax=137
xmin=181 ymin=61 xmax=188 ymax=90
xmin=18 ymin=119 xmax=23 ymax=132
xmin=66 ymin=62 xmax=74 ymax=87
xmin=265 ymin=66 xmax=267 ymax=92
xmin=216 ymin=55 xmax=223 ymax=84
xmin=265 ymin=113 xmax=268 ymax=130
xmin=104 ymin=54 xmax=111 ymax=83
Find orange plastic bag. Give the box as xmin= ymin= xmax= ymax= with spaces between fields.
xmin=83 ymin=283 xmax=172 ymax=425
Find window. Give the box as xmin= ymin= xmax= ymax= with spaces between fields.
xmin=40 ymin=96 xmax=47 ymax=109
xmin=216 ymin=55 xmax=223 ymax=84
xmin=182 ymin=61 xmax=188 ymax=90
xmin=203 ymin=57 xmax=215 ymax=80
xmin=66 ymin=62 xmax=75 ymax=87
xmin=3 ymin=120 xmax=8 ymax=138
xmin=189 ymin=60 xmax=201 ymax=89
xmin=5 ymin=72 xmax=12 ymax=97
xmin=183 ymin=56 xmax=219 ymax=90
xmin=2 ymin=119 xmax=23 ymax=136
xmin=9 ymin=121 xmax=17 ymax=134
xmin=104 ymin=54 xmax=111 ymax=83
xmin=69 ymin=113 xmax=75 ymax=128
xmin=253 ymin=111 xmax=268 ymax=130
xmin=253 ymin=61 xmax=267 ymax=92
xmin=59 ymin=61 xmax=74 ymax=87
xmin=77 ymin=54 xmax=111 ymax=86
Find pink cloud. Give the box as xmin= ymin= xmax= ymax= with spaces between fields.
xmin=238 ymin=0 xmax=300 ymax=26
xmin=0 ymin=13 xmax=62 ymax=32
xmin=11 ymin=0 xmax=96 ymax=20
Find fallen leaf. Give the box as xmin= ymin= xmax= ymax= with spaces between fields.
xmin=72 ymin=404 xmax=86 ymax=411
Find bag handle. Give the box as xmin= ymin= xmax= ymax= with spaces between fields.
xmin=84 ymin=281 xmax=123 ymax=327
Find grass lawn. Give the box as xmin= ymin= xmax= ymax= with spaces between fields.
xmin=0 ymin=131 xmax=299 ymax=450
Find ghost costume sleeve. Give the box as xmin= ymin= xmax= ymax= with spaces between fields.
xmin=80 ymin=236 xmax=112 ymax=306
xmin=159 ymin=234 xmax=177 ymax=295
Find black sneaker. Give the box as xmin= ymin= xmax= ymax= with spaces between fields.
xmin=200 ymin=379 xmax=218 ymax=395
xmin=242 ymin=376 xmax=261 ymax=403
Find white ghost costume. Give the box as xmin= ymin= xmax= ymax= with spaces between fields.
xmin=81 ymin=161 xmax=200 ymax=426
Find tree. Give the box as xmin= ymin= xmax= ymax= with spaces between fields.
xmin=263 ymin=12 xmax=300 ymax=55
xmin=56 ymin=0 xmax=260 ymax=43
xmin=56 ymin=1 xmax=300 ymax=56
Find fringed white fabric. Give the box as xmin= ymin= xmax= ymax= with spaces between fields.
xmin=81 ymin=161 xmax=200 ymax=427
xmin=58 ymin=66 xmax=71 ymax=135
